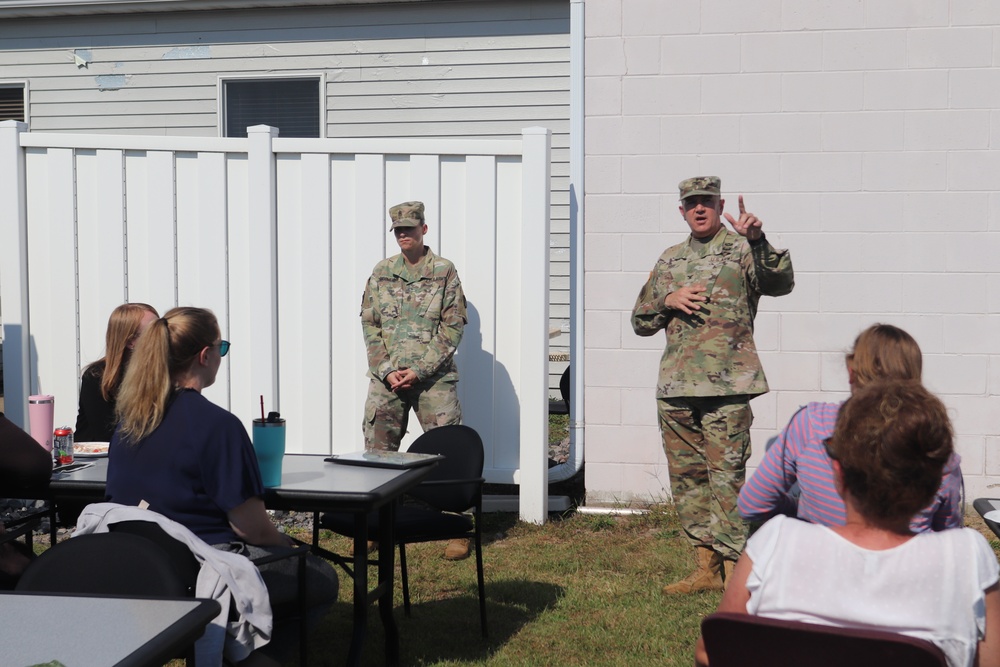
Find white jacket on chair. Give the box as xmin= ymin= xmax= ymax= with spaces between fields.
xmin=74 ymin=502 xmax=272 ymax=667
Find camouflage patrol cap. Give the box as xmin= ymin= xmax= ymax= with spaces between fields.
xmin=389 ymin=201 xmax=425 ymax=229
xmin=678 ymin=176 xmax=721 ymax=200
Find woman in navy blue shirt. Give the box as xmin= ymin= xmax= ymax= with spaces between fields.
xmin=107 ymin=306 xmax=337 ymax=660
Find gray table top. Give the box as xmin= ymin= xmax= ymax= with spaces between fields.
xmin=1 ymin=593 xmax=219 ymax=667
xmin=48 ymin=453 xmax=435 ymax=513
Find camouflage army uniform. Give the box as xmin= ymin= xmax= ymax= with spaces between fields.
xmin=361 ymin=246 xmax=467 ymax=451
xmin=631 ymin=223 xmax=793 ymax=560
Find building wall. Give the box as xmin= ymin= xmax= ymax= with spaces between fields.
xmin=0 ymin=0 xmax=573 ymax=390
xmin=584 ymin=0 xmax=1000 ymax=504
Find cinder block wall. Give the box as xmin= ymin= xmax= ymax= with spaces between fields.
xmin=583 ymin=0 xmax=1000 ymax=505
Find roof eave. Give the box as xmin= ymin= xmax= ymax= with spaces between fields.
xmin=0 ymin=0 xmax=431 ymax=20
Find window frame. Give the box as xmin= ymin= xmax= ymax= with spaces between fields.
xmin=0 ymin=81 xmax=29 ymax=125
xmin=218 ymin=73 xmax=326 ymax=139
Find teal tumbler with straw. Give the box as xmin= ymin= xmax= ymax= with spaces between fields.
xmin=252 ymin=411 xmax=285 ymax=488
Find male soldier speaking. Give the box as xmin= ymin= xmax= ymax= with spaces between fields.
xmin=631 ymin=177 xmax=794 ymax=594
xmin=360 ymin=201 xmax=469 ymax=559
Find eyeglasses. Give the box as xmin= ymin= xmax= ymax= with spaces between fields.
xmin=682 ymin=195 xmax=718 ymax=210
xmin=822 ymin=438 xmax=837 ymax=461
xmin=211 ymin=340 xmax=230 ymax=357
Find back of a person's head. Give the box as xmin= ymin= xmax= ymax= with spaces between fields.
xmin=99 ymin=302 xmax=158 ymax=400
xmin=847 ymin=323 xmax=922 ymax=389
xmin=116 ymin=306 xmax=218 ymax=443
xmin=829 ymin=379 xmax=952 ymax=526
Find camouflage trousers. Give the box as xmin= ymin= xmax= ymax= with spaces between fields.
xmin=363 ymin=376 xmax=462 ymax=451
xmin=658 ymin=395 xmax=752 ymax=561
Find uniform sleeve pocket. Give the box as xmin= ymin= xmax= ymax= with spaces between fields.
xmin=726 ymin=403 xmax=753 ymax=437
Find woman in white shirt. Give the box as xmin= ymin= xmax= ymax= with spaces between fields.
xmin=696 ymin=379 xmax=1000 ymax=667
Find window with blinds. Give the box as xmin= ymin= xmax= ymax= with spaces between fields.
xmin=223 ymin=78 xmax=321 ymax=138
xmin=0 ymin=86 xmax=25 ymax=122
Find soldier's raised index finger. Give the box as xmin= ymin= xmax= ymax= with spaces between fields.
xmin=738 ymin=195 xmax=746 ymax=215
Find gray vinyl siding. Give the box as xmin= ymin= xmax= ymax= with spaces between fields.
xmin=0 ymin=0 xmax=572 ymax=388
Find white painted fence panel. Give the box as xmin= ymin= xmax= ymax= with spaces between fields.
xmin=0 ymin=121 xmax=552 ymax=522
xmin=125 ymin=150 xmax=178 ymax=310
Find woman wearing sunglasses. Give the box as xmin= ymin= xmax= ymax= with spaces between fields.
xmin=107 ymin=306 xmax=337 ymax=663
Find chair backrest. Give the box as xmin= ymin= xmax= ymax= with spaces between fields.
xmin=701 ymin=612 xmax=948 ymax=667
xmin=407 ymin=424 xmax=484 ymax=513
xmin=108 ymin=520 xmax=201 ymax=594
xmin=559 ymin=366 xmax=570 ymax=410
xmin=15 ymin=532 xmax=192 ymax=598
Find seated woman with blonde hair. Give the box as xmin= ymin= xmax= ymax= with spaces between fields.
xmin=697 ymin=380 xmax=1000 ymax=667
xmin=738 ymin=323 xmax=963 ymax=532
xmin=106 ymin=306 xmax=337 ymax=663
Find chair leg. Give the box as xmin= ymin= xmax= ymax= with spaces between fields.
xmin=399 ymin=542 xmax=411 ymax=617
xmin=475 ymin=525 xmax=487 ymax=638
xmin=298 ymin=551 xmax=308 ymax=667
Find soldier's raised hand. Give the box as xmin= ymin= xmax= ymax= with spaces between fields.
xmin=723 ymin=195 xmax=762 ymax=242
xmin=665 ymin=285 xmax=708 ymax=315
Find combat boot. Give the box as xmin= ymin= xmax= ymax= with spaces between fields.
xmin=662 ymin=546 xmax=723 ymax=595
xmin=444 ymin=538 xmax=471 ymax=561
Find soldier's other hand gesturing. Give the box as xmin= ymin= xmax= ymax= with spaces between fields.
xmin=665 ymin=285 xmax=708 ymax=315
xmin=724 ymin=195 xmax=762 ymax=242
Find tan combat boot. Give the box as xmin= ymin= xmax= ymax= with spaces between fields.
xmin=661 ymin=546 xmax=723 ymax=595
xmin=444 ymin=538 xmax=471 ymax=561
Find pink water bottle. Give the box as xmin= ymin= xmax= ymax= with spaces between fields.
xmin=28 ymin=394 xmax=55 ymax=453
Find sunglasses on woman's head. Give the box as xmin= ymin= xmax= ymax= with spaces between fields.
xmin=210 ymin=340 xmax=230 ymax=357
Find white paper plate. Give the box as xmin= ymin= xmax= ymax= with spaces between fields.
xmin=73 ymin=442 xmax=110 ymax=457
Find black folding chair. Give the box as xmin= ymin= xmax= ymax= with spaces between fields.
xmin=17 ymin=521 xmax=311 ymax=666
xmin=974 ymin=498 xmax=1000 ymax=539
xmin=0 ymin=509 xmax=50 ymax=590
xmin=701 ymin=612 xmax=947 ymax=667
xmin=321 ymin=424 xmax=488 ymax=637
xmin=549 ymin=366 xmax=571 ymax=415
xmin=16 ymin=532 xmax=203 ymax=664
xmin=109 ymin=520 xmax=311 ymax=667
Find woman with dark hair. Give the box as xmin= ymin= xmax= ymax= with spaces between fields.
xmin=697 ymin=380 xmax=1000 ymax=667
xmin=106 ymin=306 xmax=337 ymax=662
xmin=75 ymin=302 xmax=159 ymax=442
xmin=738 ymin=323 xmax=963 ymax=531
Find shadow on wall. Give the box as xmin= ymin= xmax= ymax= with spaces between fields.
xmin=0 ymin=324 xmax=42 ymax=426
xmin=455 ymin=300 xmax=517 ymax=470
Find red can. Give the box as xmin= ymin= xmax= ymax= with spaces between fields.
xmin=54 ymin=427 xmax=74 ymax=465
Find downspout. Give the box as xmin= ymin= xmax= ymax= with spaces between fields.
xmin=549 ymin=0 xmax=584 ymax=484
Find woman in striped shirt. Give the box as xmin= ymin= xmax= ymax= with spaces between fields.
xmin=737 ymin=323 xmax=963 ymax=532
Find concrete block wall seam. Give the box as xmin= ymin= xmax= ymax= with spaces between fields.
xmin=951 ymin=4 xmax=1000 ymax=26
xmin=701 ymin=0 xmax=782 ymax=35
xmin=903 ymin=110 xmax=991 ymax=151
xmin=865 ymin=0 xmax=949 ymax=29
xmin=861 ymin=151 xmax=947 ymax=192
xmin=906 ymin=27 xmax=993 ymax=69
xmin=943 ymin=316 xmax=1000 ymax=354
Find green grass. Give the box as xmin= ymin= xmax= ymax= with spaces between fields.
xmin=548 ymin=413 xmax=569 ymax=446
xmin=288 ymin=504 xmax=717 ymax=666
xmin=57 ymin=503 xmax=1000 ymax=667
xmin=289 ymin=506 xmax=1000 ymax=667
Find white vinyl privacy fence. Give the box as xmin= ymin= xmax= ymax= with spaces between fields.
xmin=0 ymin=121 xmax=552 ymax=522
